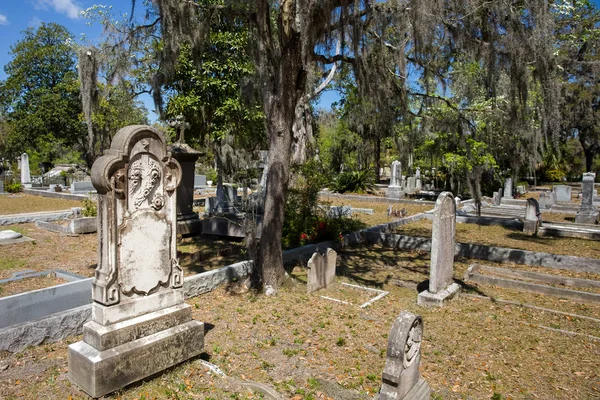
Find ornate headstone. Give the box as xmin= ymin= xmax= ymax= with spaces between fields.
xmin=575 ymin=173 xmax=599 ymax=224
xmin=68 ymin=126 xmax=204 ymax=398
xmin=20 ymin=153 xmax=31 ymax=188
xmin=307 ymin=248 xmax=337 ymax=294
xmin=418 ymin=192 xmax=460 ymax=307
xmin=553 ymin=185 xmax=571 ymax=202
xmin=504 ymin=178 xmax=513 ymax=199
xmin=523 ymin=198 xmax=541 ymax=235
xmin=387 ymin=160 xmax=405 ymax=199
xmin=379 ymin=311 xmax=430 ymax=400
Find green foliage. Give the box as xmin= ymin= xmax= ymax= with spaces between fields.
xmin=4 ymin=181 xmax=22 ymax=193
xmin=331 ymin=170 xmax=375 ymax=194
xmin=282 ymin=161 xmax=365 ymax=249
xmin=543 ymin=169 xmax=566 ymax=183
xmin=0 ymin=23 xmax=85 ymax=161
xmin=81 ymin=198 xmax=98 ymax=217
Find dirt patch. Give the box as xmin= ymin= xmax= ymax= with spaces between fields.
xmin=0 ymin=274 xmax=68 ymax=297
xmin=0 ymin=194 xmax=83 ymax=215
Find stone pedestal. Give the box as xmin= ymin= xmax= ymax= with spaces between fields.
xmin=386 ymin=186 xmax=405 ymax=199
xmin=68 ymin=125 xmax=204 ymax=398
xmin=169 ymin=142 xmax=203 ymax=236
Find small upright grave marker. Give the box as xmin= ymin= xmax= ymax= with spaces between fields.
xmin=523 ymin=198 xmax=541 ymax=235
xmin=387 ymin=160 xmax=405 ymax=199
xmin=575 ymin=173 xmax=599 ymax=224
xmin=20 ymin=153 xmax=31 ymax=188
xmin=307 ymin=248 xmax=337 ymax=294
xmin=553 ymin=184 xmax=571 ymax=202
xmin=68 ymin=125 xmax=204 ymax=398
xmin=417 ymin=192 xmax=460 ymax=306
xmin=379 ymin=311 xmax=430 ymax=400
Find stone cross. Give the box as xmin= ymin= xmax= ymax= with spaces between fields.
xmin=307 ymin=248 xmax=337 ymax=294
xmin=68 ymin=126 xmax=204 ymax=398
xmin=20 ymin=153 xmax=31 ymax=188
xmin=575 ymin=173 xmax=599 ymax=224
xmin=523 ymin=198 xmax=541 ymax=235
xmin=417 ymin=192 xmax=460 ymax=306
xmin=504 ymin=178 xmax=513 ymax=199
xmin=379 ymin=311 xmax=430 ymax=400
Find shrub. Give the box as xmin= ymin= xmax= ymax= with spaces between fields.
xmin=544 ymin=168 xmax=565 ymax=183
xmin=81 ymin=197 xmax=97 ymax=217
xmin=331 ymin=170 xmax=375 ymax=194
xmin=5 ymin=181 xmax=22 ymax=193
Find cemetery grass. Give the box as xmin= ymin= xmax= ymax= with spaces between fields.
xmin=392 ymin=219 xmax=600 ymax=259
xmin=0 ymin=194 xmax=83 ymax=215
xmin=1 ymin=245 xmax=599 ymax=399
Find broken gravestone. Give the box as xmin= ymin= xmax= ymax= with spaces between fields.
xmin=307 ymin=248 xmax=337 ymax=294
xmin=417 ymin=192 xmax=460 ymax=307
xmin=523 ymin=198 xmax=541 ymax=235
xmin=379 ymin=311 xmax=431 ymax=400
xmin=68 ymin=125 xmax=204 ymax=398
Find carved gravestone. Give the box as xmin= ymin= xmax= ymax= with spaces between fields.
xmin=387 ymin=160 xmax=405 ymax=199
xmin=307 ymin=248 xmax=337 ymax=294
xmin=575 ymin=173 xmax=599 ymax=224
xmin=379 ymin=311 xmax=430 ymax=400
xmin=417 ymin=192 xmax=460 ymax=307
xmin=68 ymin=126 xmax=204 ymax=398
xmin=553 ymin=185 xmax=571 ymax=202
xmin=20 ymin=153 xmax=31 ymax=188
xmin=504 ymin=178 xmax=513 ymax=199
xmin=523 ymin=198 xmax=541 ymax=235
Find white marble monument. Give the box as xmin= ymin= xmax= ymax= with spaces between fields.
xmin=68 ymin=126 xmax=204 ymax=397
xmin=20 ymin=153 xmax=31 ymax=188
xmin=417 ymin=192 xmax=460 ymax=306
xmin=386 ymin=160 xmax=405 ymax=199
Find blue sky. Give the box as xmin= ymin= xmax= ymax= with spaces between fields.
xmin=1 ymin=0 xmax=599 ymax=122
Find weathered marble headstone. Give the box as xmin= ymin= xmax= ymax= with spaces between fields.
xmin=0 ymin=180 xmax=3 ymax=193
xmin=20 ymin=153 xmax=31 ymax=188
xmin=553 ymin=185 xmax=571 ymax=202
xmin=70 ymin=180 xmax=96 ymax=194
xmin=494 ymin=188 xmax=503 ymax=205
xmin=307 ymin=248 xmax=337 ymax=294
xmin=68 ymin=126 xmax=204 ymax=398
xmin=0 ymin=230 xmax=22 ymax=241
xmin=516 ymin=185 xmax=526 ymax=195
xmin=504 ymin=178 xmax=513 ymax=199
xmin=379 ymin=311 xmax=430 ymax=400
xmin=387 ymin=161 xmax=405 ymax=199
xmin=194 ymin=174 xmax=207 ymax=188
xmin=523 ymin=198 xmax=541 ymax=235
xmin=575 ymin=173 xmax=599 ymax=224
xmin=415 ymin=178 xmax=422 ymax=192
xmin=415 ymin=167 xmax=421 ymax=179
xmin=417 ymin=192 xmax=460 ymax=307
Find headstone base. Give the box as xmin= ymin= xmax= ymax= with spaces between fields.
xmin=386 ymin=186 xmax=405 ymax=199
xmin=417 ymin=283 xmax=461 ymax=307
xmin=397 ymin=378 xmax=430 ymax=400
xmin=523 ymin=220 xmax=539 ymax=235
xmin=177 ymin=212 xmax=202 ymax=236
xmin=68 ymin=304 xmax=204 ymax=398
xmin=575 ymin=211 xmax=599 ymax=225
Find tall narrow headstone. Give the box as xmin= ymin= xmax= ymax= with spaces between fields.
xmin=504 ymin=178 xmax=513 ymax=199
xmin=68 ymin=126 xmax=204 ymax=398
xmin=575 ymin=173 xmax=599 ymax=224
xmin=379 ymin=311 xmax=430 ymax=400
xmin=417 ymin=192 xmax=460 ymax=307
xmin=20 ymin=153 xmax=31 ymax=188
xmin=406 ymin=177 xmax=416 ymax=194
xmin=387 ymin=160 xmax=405 ymax=199
xmin=523 ymin=198 xmax=541 ymax=235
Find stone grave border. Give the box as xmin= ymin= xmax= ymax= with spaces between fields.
xmin=0 ymin=208 xmax=82 ymax=226
xmin=23 ymin=188 xmax=89 ymax=201
xmin=319 ymin=282 xmax=389 ymax=308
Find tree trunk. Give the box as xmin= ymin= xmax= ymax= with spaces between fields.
xmin=374 ymin=137 xmax=381 ymax=183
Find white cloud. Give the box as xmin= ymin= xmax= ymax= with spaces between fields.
xmin=0 ymin=13 xmax=8 ymax=25
xmin=35 ymin=0 xmax=82 ymax=19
